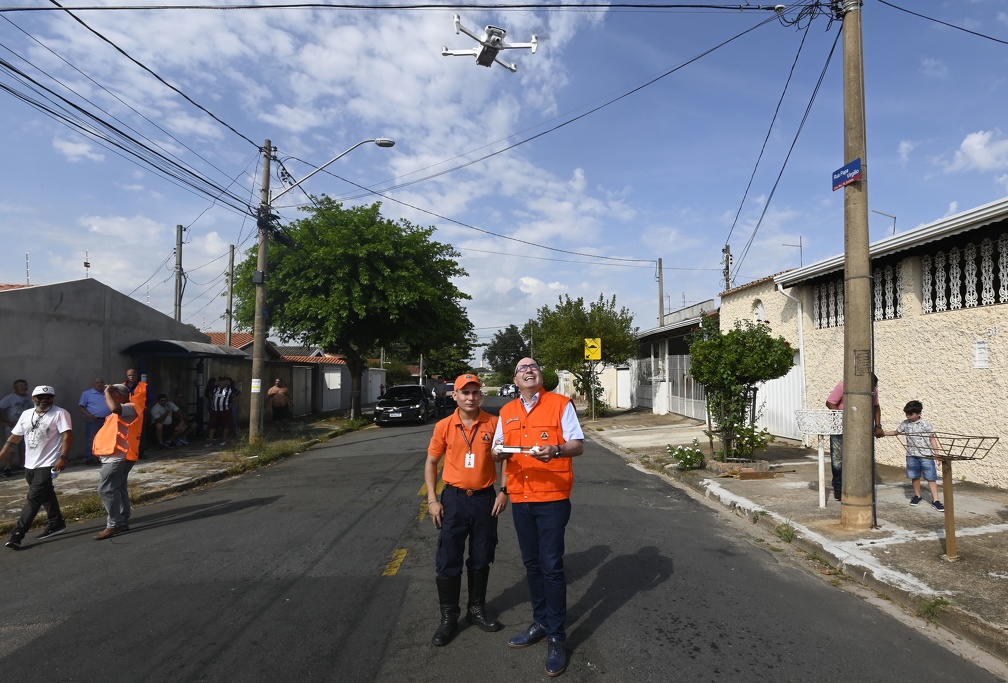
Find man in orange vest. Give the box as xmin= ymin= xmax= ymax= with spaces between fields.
xmin=92 ymin=383 xmax=142 ymax=540
xmin=492 ymin=358 xmax=583 ymax=678
xmin=425 ymin=373 xmax=507 ymax=647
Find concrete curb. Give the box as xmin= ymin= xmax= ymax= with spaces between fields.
xmin=586 ymin=430 xmax=1008 ymax=666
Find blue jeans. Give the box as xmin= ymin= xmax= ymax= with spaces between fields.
xmin=14 ymin=467 xmax=63 ymax=534
xmin=829 ymin=434 xmax=843 ymax=491
xmin=98 ymin=458 xmax=134 ymax=528
xmin=512 ymin=499 xmax=572 ymax=641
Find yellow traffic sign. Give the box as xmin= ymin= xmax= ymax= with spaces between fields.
xmin=584 ymin=337 xmax=601 ymax=360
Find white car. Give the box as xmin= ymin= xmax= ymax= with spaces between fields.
xmin=500 ymin=383 xmax=517 ymax=398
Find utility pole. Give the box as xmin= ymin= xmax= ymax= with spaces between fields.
xmin=226 ymin=244 xmax=235 ymax=347
xmin=838 ymin=0 xmax=875 ymax=531
xmin=174 ymin=224 xmax=183 ymax=321
xmin=248 ymin=140 xmax=272 ymax=447
xmin=721 ymin=245 xmax=732 ymax=292
xmin=657 ymin=257 xmax=664 ymax=326
xmin=84 ymin=251 xmax=91 ymax=278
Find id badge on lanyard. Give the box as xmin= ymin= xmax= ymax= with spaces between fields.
xmin=459 ymin=424 xmax=478 ymax=469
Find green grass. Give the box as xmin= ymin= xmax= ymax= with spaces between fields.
xmin=918 ymin=597 xmax=950 ymax=623
xmin=774 ymin=521 xmax=796 ymax=543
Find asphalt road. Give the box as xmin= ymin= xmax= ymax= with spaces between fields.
xmin=0 ymin=397 xmax=1000 ymax=682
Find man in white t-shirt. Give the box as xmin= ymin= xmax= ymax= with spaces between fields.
xmin=1 ymin=385 xmax=73 ymax=550
xmin=150 ymin=394 xmax=186 ymax=448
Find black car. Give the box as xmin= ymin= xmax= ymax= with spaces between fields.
xmin=374 ymin=385 xmax=437 ymax=425
xmin=442 ymin=382 xmax=456 ymax=412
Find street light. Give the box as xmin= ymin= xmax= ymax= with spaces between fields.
xmin=248 ymin=137 xmax=395 ymax=446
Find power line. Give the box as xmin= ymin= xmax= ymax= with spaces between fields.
xmin=724 ymin=19 xmax=812 ymax=248
xmin=732 ymin=22 xmax=841 ymax=277
xmin=45 ymin=0 xmax=260 ymax=148
xmin=877 ymin=0 xmax=1008 ymax=46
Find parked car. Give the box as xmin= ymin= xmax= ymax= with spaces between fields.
xmin=442 ymin=382 xmax=456 ymax=411
xmin=374 ymin=384 xmax=436 ymax=425
xmin=500 ymin=383 xmax=517 ymax=398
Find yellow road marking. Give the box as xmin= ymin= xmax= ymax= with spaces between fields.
xmin=382 ymin=548 xmax=408 ymax=576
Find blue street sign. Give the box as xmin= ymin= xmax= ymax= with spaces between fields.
xmin=832 ymin=158 xmax=862 ymax=191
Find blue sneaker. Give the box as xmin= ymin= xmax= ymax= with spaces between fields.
xmin=932 ymin=500 xmax=945 ymax=512
xmin=545 ymin=637 xmax=567 ymax=677
xmin=508 ymin=623 xmax=547 ymax=648
xmin=910 ymin=496 xmax=922 ymax=506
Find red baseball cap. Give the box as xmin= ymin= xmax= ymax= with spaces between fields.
xmin=454 ymin=373 xmax=481 ymax=390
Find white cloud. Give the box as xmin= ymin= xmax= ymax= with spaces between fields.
xmin=897 ymin=139 xmax=918 ymax=166
xmin=79 ymin=214 xmax=164 ymax=245
xmin=944 ymin=202 xmax=959 ymax=218
xmin=53 ymin=138 xmax=104 ymax=162
xmin=920 ymin=57 xmax=948 ymax=79
xmin=944 ymin=130 xmax=1008 ymax=173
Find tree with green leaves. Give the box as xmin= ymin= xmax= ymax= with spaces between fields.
xmin=522 ymin=294 xmax=637 ymax=412
xmin=484 ymin=324 xmax=530 ymax=374
xmin=233 ymin=198 xmax=474 ymax=419
xmin=689 ymin=314 xmax=793 ymax=460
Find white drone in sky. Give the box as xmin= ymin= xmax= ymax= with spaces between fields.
xmin=441 ymin=14 xmax=538 ymax=73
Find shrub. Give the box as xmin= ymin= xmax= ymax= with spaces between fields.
xmin=667 ymin=438 xmax=706 ymax=471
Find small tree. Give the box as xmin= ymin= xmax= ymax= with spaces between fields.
xmin=689 ymin=315 xmax=793 ymax=460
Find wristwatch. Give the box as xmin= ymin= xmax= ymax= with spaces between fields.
xmin=500 ymin=486 xmax=507 ymax=495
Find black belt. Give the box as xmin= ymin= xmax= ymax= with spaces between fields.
xmin=445 ymin=484 xmax=495 ymax=497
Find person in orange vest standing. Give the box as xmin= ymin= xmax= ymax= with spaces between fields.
xmin=424 ymin=373 xmax=507 ymax=647
xmin=92 ymin=383 xmax=142 ymax=540
xmin=492 ymin=358 xmax=584 ymax=678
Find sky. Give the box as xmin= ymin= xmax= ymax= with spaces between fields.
xmin=2 ymin=1 xmax=1007 ymax=366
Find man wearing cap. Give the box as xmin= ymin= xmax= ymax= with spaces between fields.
xmin=2 ymin=385 xmax=73 ymax=550
xmin=92 ymin=383 xmax=142 ymax=540
xmin=492 ymin=358 xmax=584 ymax=677
xmin=424 ymin=373 xmax=507 ymax=647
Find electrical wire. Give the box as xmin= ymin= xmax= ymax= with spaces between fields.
xmin=732 ymin=22 xmax=841 ymax=277
xmin=877 ymin=0 xmax=1008 ymax=46
xmin=45 ymin=0 xmax=259 ymax=148
xmin=723 ymin=19 xmax=811 ymax=248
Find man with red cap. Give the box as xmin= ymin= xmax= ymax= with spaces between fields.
xmin=424 ymin=373 xmax=507 ymax=647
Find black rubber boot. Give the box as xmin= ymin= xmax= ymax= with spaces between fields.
xmin=466 ymin=567 xmax=502 ymax=632
xmin=432 ymin=575 xmax=462 ymax=646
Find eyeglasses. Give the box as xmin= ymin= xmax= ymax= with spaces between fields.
xmin=515 ymin=363 xmax=540 ymax=373
xmin=34 ymin=395 xmax=54 ymax=401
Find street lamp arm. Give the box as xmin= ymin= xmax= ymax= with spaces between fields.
xmin=271 ymin=137 xmax=394 ymax=203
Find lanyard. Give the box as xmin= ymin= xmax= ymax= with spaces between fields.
xmin=457 ymin=422 xmax=478 ymax=452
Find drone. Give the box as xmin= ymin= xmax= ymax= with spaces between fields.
xmin=441 ymin=14 xmax=538 ymax=73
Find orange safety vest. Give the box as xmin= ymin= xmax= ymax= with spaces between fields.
xmin=499 ymin=391 xmax=574 ymax=503
xmin=128 ymin=381 xmax=148 ymax=413
xmin=92 ymin=405 xmax=142 ymax=461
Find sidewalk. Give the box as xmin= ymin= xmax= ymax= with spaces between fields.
xmin=583 ymin=408 xmax=1008 ymax=666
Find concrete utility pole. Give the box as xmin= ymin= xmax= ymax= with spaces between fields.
xmin=248 ymin=140 xmax=272 ymax=447
xmin=226 ymin=244 xmax=235 ymax=348
xmin=838 ymin=0 xmax=875 ymax=531
xmin=174 ymin=224 xmax=183 ymax=321
xmin=722 ymin=245 xmax=732 ymax=292
xmin=657 ymin=257 xmax=664 ymax=326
